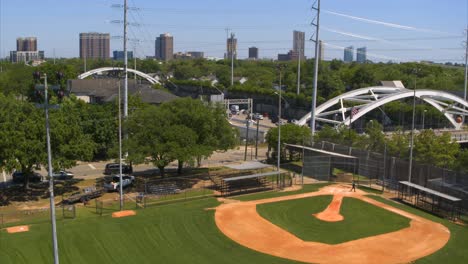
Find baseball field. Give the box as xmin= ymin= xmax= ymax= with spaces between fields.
xmin=0 ymin=183 xmax=467 ymax=264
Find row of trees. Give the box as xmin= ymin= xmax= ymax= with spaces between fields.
xmin=267 ymin=121 xmax=468 ymax=173
xmin=0 ymin=90 xmax=237 ymax=187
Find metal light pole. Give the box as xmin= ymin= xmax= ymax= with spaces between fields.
xmin=255 ymin=118 xmax=260 ymax=159
xmin=408 ymin=72 xmax=418 ymax=184
xmin=310 ymin=0 xmax=321 ymax=137
xmin=296 ymin=48 xmax=301 ymax=95
xmin=422 ymin=110 xmax=427 ymax=130
xmin=244 ymin=118 xmax=250 ymax=161
xmin=118 ymin=82 xmax=123 ymax=211
xmin=44 ymin=74 xmax=60 ymax=264
xmin=123 ymin=0 xmax=128 ymax=118
xmin=277 ymin=67 xmax=283 ymax=188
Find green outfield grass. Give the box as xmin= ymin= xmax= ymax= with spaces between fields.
xmin=257 ymin=195 xmax=410 ymax=244
xmin=0 ymin=198 xmax=302 ymax=264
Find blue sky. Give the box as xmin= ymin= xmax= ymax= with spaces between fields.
xmin=0 ymin=0 xmax=467 ymax=62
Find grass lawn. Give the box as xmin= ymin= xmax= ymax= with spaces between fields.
xmin=0 ymin=198 xmax=302 ymax=264
xmin=234 ymin=183 xmax=331 ymax=201
xmin=365 ymin=195 xmax=468 ymax=264
xmin=257 ymin=195 xmax=410 ymax=244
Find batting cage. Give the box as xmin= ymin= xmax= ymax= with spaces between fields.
xmin=286 ymin=144 xmax=358 ymax=183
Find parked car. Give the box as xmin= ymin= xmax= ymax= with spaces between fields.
xmin=12 ymin=171 xmax=43 ymax=183
xmin=52 ymin=170 xmax=74 ymax=180
xmin=103 ymin=175 xmax=135 ymax=192
xmin=104 ymin=163 xmax=133 ymax=175
xmin=254 ymin=113 xmax=264 ymax=120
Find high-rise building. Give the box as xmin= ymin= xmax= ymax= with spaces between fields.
xmin=226 ymin=33 xmax=237 ymax=60
xmin=319 ymin=40 xmax=325 ymax=61
xmin=357 ymin=47 xmax=367 ymax=63
xmin=10 ymin=37 xmax=44 ymax=63
xmin=344 ymin=46 xmax=354 ymax=62
xmin=248 ymin=47 xmax=258 ymax=60
xmin=113 ymin=51 xmax=134 ymax=61
xmin=17 ymin=37 xmax=37 ymax=52
xmin=293 ymin=30 xmax=305 ymax=60
xmin=155 ymin=33 xmax=174 ymax=61
xmin=79 ymin=33 xmax=110 ymax=59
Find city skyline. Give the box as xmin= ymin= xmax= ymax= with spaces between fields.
xmin=0 ymin=0 xmax=467 ymax=63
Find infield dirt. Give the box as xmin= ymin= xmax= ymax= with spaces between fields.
xmin=215 ymin=185 xmax=450 ymax=264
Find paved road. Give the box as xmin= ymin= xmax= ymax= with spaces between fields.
xmin=1 ymin=147 xmax=269 ymax=183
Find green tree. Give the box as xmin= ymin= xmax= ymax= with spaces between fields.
xmin=266 ymin=124 xmax=311 ymax=160
xmin=385 ymin=128 xmax=409 ymax=158
xmin=413 ymin=130 xmax=459 ymax=168
xmin=362 ymin=120 xmax=386 ymax=152
xmin=0 ymin=94 xmax=96 ymax=188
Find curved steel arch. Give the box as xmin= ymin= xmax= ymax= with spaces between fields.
xmin=297 ymin=86 xmax=468 ymax=130
xmin=78 ymin=67 xmax=160 ymax=84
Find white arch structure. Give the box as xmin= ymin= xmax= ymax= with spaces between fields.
xmin=297 ymin=86 xmax=468 ymax=130
xmin=78 ymin=67 xmax=160 ymax=84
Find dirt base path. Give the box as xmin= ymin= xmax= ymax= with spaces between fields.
xmin=215 ymin=185 xmax=450 ymax=264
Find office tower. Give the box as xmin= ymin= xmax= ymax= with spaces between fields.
xmin=357 ymin=47 xmax=367 ymax=63
xmin=226 ymin=33 xmax=237 ymax=60
xmin=113 ymin=51 xmax=134 ymax=61
xmin=248 ymin=47 xmax=258 ymax=60
xmin=16 ymin=37 xmax=37 ymax=52
xmin=293 ymin=30 xmax=305 ymax=60
xmin=79 ymin=33 xmax=110 ymax=59
xmin=10 ymin=37 xmax=44 ymax=63
xmin=319 ymin=40 xmax=325 ymax=61
xmin=344 ymin=46 xmax=354 ymax=62
xmin=155 ymin=33 xmax=174 ymax=61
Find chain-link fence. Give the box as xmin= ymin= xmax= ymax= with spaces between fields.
xmin=302 ymin=140 xmax=468 ymax=211
xmin=0 ymin=204 xmax=76 ymax=229
xmin=133 ymin=175 xmax=216 ymax=209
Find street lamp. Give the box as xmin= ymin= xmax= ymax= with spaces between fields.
xmin=422 ymin=109 xmax=427 ymax=130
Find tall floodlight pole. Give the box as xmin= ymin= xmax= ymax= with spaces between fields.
xmin=118 ymin=82 xmax=123 ymax=210
xmin=408 ymin=73 xmax=418 ymax=185
xmin=44 ymin=74 xmax=59 ymax=264
xmin=277 ymin=66 xmax=283 ymax=188
xmin=464 ymin=28 xmax=468 ymax=107
xmin=310 ymin=0 xmax=321 ymax=137
xmin=123 ymin=0 xmax=128 ymax=117
xmin=297 ymin=48 xmax=301 ymax=95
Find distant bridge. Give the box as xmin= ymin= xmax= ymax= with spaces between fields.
xmin=297 ymin=86 xmax=468 ymax=130
xmin=78 ymin=67 xmax=161 ymax=85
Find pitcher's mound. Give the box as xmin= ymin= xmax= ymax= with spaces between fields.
xmin=6 ymin=225 xmax=29 ymax=233
xmin=112 ymin=210 xmax=136 ymax=218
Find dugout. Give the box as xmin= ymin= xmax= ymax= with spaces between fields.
xmin=398 ymin=181 xmax=462 ymax=220
xmin=286 ymin=144 xmax=358 ymax=182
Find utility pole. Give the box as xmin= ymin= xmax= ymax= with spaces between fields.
xmin=277 ymin=66 xmax=284 ymax=188
xmin=123 ymin=0 xmax=128 ymax=118
xmin=310 ymin=0 xmax=321 ymax=137
xmin=408 ymin=72 xmax=418 ymax=185
xmin=255 ymin=118 xmax=260 ymax=159
xmin=297 ymin=48 xmax=301 ymax=95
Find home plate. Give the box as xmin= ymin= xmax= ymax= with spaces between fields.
xmin=112 ymin=210 xmax=136 ymax=218
xmin=6 ymin=225 xmax=29 ymax=233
